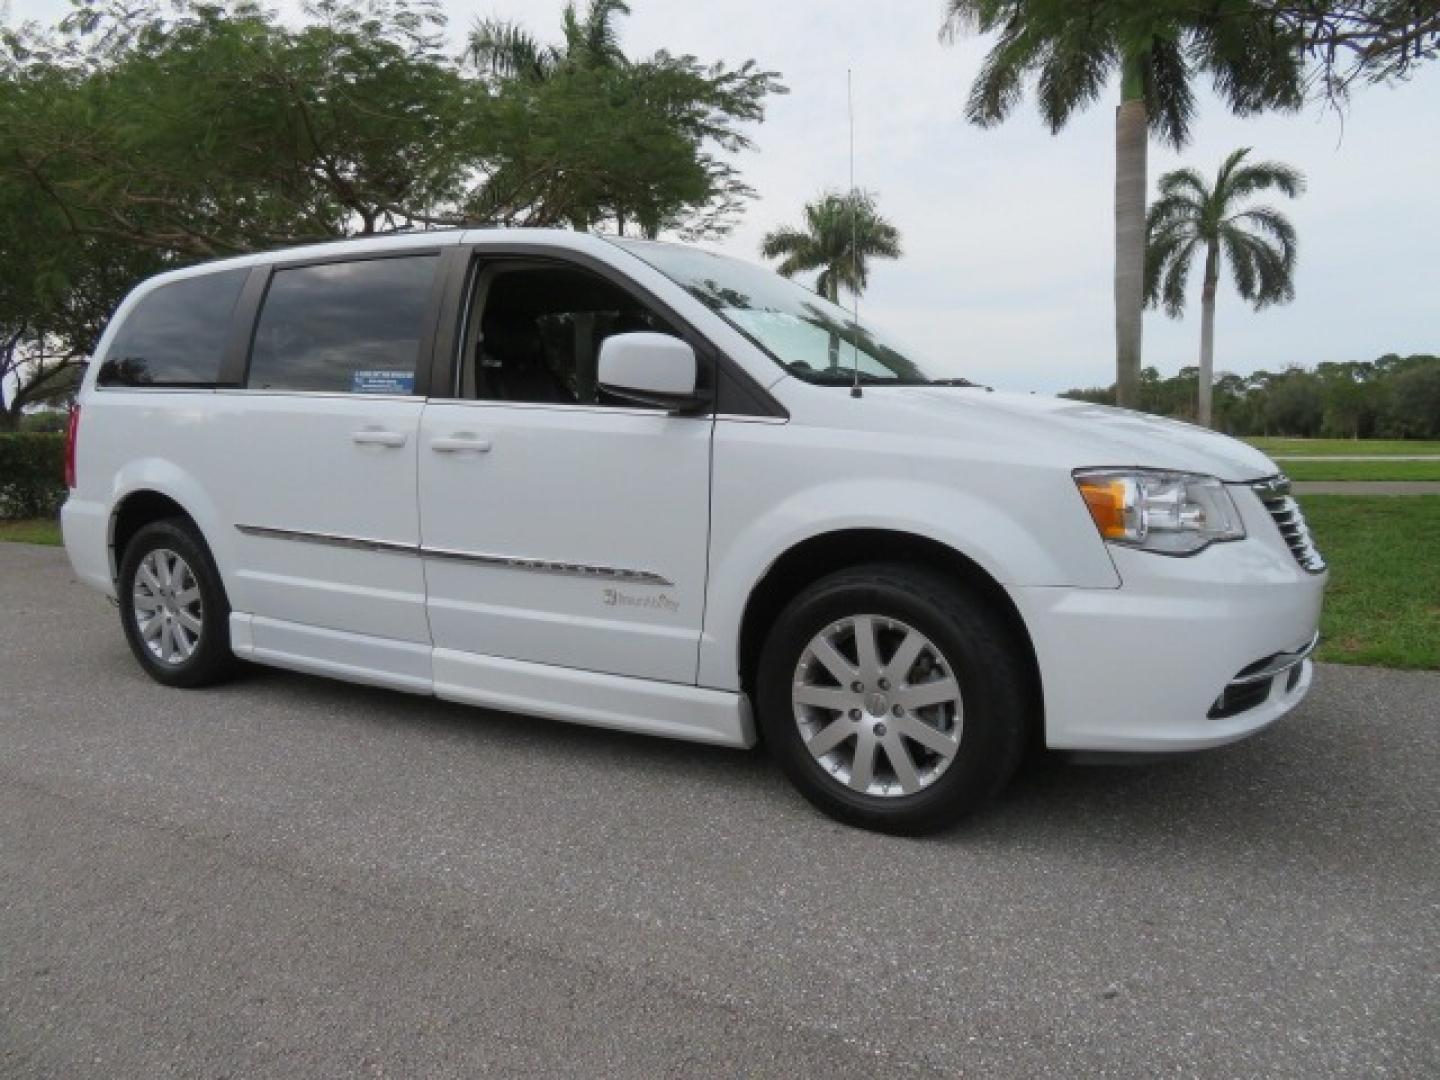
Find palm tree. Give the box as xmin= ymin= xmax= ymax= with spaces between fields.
xmin=760 ymin=191 xmax=902 ymax=368
xmin=466 ymin=0 xmax=630 ymax=81
xmin=942 ymin=2 xmax=1304 ymax=408
xmin=1145 ymin=148 xmax=1304 ymax=427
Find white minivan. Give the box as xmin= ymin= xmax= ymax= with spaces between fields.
xmin=62 ymin=229 xmax=1326 ymax=832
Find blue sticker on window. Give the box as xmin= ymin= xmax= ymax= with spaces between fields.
xmin=352 ymin=369 xmax=415 ymax=395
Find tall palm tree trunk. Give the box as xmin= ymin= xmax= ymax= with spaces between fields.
xmin=826 ymin=274 xmax=841 ymax=370
xmin=1197 ymin=241 xmax=1219 ymax=427
xmin=1113 ymin=55 xmax=1148 ymax=409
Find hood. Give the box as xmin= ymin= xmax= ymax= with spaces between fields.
xmin=850 ymin=388 xmax=1279 ymax=482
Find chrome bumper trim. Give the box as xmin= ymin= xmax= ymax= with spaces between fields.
xmin=1229 ymin=632 xmax=1320 ymax=686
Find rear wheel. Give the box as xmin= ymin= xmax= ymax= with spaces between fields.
xmin=117 ymin=518 xmax=238 ymax=688
xmin=756 ymin=564 xmax=1028 ymax=834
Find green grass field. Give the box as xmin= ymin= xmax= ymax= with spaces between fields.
xmin=1301 ymin=494 xmax=1440 ymax=670
xmin=0 ymin=518 xmax=61 ymax=545
xmin=3 ymin=495 xmax=1436 ymax=670
xmin=1247 ymin=437 xmax=1440 ymax=458
xmin=1282 ymin=458 xmax=1440 ymax=482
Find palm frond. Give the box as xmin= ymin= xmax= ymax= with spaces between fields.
xmin=1225 ymin=159 xmax=1306 ymax=202
xmin=965 ymin=20 xmax=1038 ymax=127
xmin=1143 ymin=35 xmax=1195 ymax=149
xmin=1156 ymin=167 xmax=1209 ymax=203
xmin=466 ymin=18 xmax=554 ymax=81
xmin=1034 ymin=18 xmax=1114 ymax=134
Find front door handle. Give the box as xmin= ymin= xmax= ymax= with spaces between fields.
xmin=351 ymin=429 xmax=408 ymax=448
xmin=431 ymin=433 xmax=493 ymax=454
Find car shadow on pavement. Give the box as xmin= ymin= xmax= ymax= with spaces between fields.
xmin=202 ymin=657 xmax=1359 ymax=861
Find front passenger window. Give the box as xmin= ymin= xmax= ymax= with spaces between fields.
xmin=460 ymin=263 xmax=682 ymax=406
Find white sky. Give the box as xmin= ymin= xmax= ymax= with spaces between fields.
xmin=9 ymin=0 xmax=1439 ymax=392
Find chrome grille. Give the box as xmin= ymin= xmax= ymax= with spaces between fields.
xmin=1252 ymin=476 xmax=1326 ymax=573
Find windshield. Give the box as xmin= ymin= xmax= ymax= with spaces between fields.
xmin=612 ymin=239 xmax=973 ymax=387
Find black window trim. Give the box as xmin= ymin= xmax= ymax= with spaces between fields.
xmin=230 ymin=247 xmax=454 ymax=398
xmin=427 ymin=242 xmax=787 ymax=419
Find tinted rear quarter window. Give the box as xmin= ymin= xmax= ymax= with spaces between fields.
xmin=98 ymin=268 xmax=249 ymax=388
xmin=246 ymin=255 xmax=437 ymax=393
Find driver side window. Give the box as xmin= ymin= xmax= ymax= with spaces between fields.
xmin=459 ymin=261 xmax=682 ymax=406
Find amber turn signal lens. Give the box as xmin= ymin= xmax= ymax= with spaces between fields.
xmin=1077 ymin=478 xmax=1130 ymax=539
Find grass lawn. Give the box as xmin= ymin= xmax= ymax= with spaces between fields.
xmin=1301 ymin=494 xmax=1440 ymax=670
xmin=1282 ymin=458 xmax=1440 ymax=482
xmin=0 ymin=517 xmax=62 ymax=545
xmin=1247 ymin=437 xmax=1440 ymax=458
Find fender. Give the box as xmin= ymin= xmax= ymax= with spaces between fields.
xmin=108 ymin=459 xmax=236 ymax=597
xmin=698 ymin=467 xmax=1121 ymax=691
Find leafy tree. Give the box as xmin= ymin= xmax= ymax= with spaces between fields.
xmin=463 ymin=0 xmax=783 ymax=236
xmin=759 ymin=190 xmax=902 ymax=368
xmin=941 ymin=1 xmax=1305 ymax=409
xmin=1062 ymin=353 xmax=1440 ymax=439
xmin=0 ymin=0 xmax=784 ymax=418
xmin=1253 ymin=2 xmax=1440 ymax=104
xmin=1144 ymin=148 xmax=1304 ymax=427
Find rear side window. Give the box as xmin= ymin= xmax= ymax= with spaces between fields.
xmin=246 ymin=255 xmax=437 ymax=393
xmin=98 ymin=268 xmax=248 ymax=388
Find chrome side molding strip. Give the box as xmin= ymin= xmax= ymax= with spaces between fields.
xmin=235 ymin=524 xmax=414 ymax=555
xmin=235 ymin=524 xmax=674 ymax=587
xmin=421 ymin=546 xmax=674 ymax=586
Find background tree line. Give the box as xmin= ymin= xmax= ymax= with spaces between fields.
xmin=0 ymin=0 xmax=785 ymax=427
xmin=1064 ymin=352 xmax=1440 ymax=439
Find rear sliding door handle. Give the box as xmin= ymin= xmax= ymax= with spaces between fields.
xmin=351 ymin=429 xmax=408 ymax=448
xmin=431 ymin=434 xmax=493 ymax=454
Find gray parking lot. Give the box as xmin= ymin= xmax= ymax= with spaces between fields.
xmin=2 ymin=541 xmax=1436 ymax=1077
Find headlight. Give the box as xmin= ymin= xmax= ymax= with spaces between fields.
xmin=1073 ymin=469 xmax=1245 ymax=556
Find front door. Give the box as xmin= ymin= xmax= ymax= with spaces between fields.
xmin=418 ymin=257 xmax=713 ymax=684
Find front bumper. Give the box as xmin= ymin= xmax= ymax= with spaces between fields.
xmin=1008 ymin=486 xmax=1326 ymax=752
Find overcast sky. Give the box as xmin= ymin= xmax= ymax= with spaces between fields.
xmin=10 ymin=0 xmax=1439 ymax=392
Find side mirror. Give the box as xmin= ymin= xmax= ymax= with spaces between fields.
xmin=597 ymin=332 xmax=708 ymax=412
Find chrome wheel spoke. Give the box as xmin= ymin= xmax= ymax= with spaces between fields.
xmin=895 ymin=713 xmax=960 ymax=758
xmin=174 ymin=585 xmax=200 ymax=607
xmin=140 ymin=614 xmax=164 ymax=641
xmin=883 ymin=629 xmax=925 ymax=683
xmin=848 ymin=732 xmax=877 ymax=792
xmin=809 ymin=635 xmax=858 ymax=685
xmin=173 ymin=623 xmax=196 ymax=659
xmin=852 ymin=615 xmax=882 ymax=681
xmin=806 ymin=717 xmax=854 ymax=758
xmin=793 ymin=685 xmax=853 ymax=713
xmin=791 ymin=614 xmax=964 ymax=799
xmin=175 ymin=607 xmax=203 ymax=636
xmin=138 ymin=562 xmax=164 ymax=595
xmin=884 ymin=736 xmax=922 ymax=795
xmin=159 ymin=619 xmax=176 ymax=661
xmin=898 ymin=677 xmax=960 ymax=712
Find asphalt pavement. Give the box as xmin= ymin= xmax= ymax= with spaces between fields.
xmin=2 ymin=542 xmax=1436 ymax=1077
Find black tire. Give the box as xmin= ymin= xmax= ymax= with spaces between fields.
xmin=117 ymin=517 xmax=238 ymax=688
xmin=756 ymin=564 xmax=1029 ymax=834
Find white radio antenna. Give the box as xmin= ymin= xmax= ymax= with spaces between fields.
xmin=848 ymin=68 xmax=862 ymax=399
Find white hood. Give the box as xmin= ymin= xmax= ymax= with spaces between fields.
xmin=839 ymin=388 xmax=1280 ymax=482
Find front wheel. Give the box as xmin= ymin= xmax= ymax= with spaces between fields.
xmin=756 ymin=564 xmax=1029 ymax=834
xmin=117 ymin=518 xmax=238 ymax=688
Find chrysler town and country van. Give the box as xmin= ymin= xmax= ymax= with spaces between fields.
xmin=62 ymin=230 xmax=1326 ymax=832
